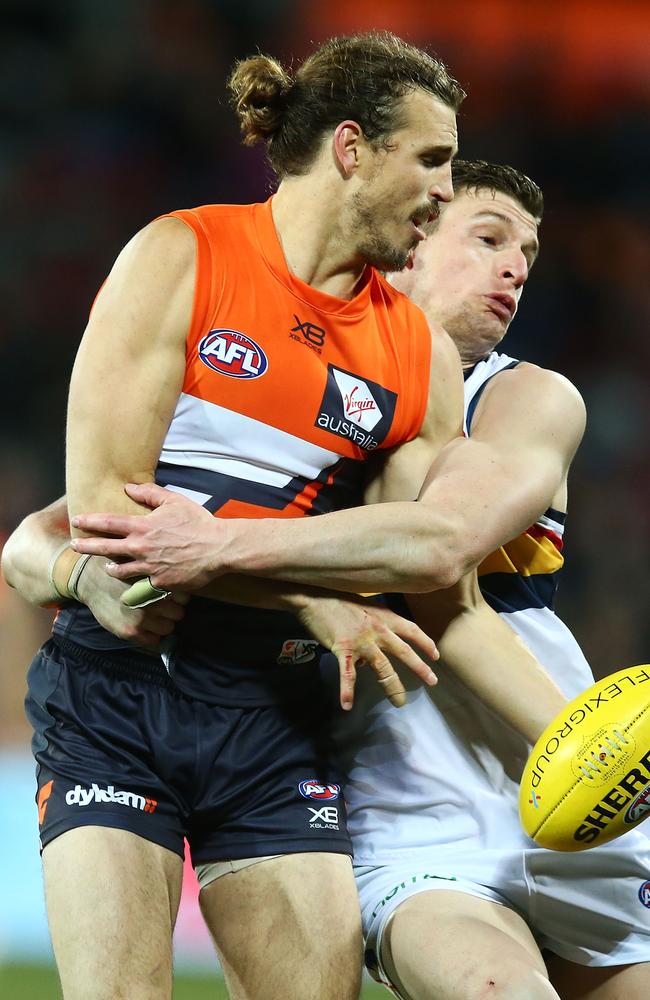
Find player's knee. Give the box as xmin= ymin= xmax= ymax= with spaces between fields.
xmin=464 ymin=962 xmax=556 ymax=1000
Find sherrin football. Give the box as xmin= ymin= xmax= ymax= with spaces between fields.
xmin=519 ymin=664 xmax=650 ymax=851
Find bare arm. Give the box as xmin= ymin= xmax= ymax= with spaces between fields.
xmin=2 ymin=497 xmax=71 ymax=606
xmin=3 ymin=499 xmax=437 ymax=708
xmin=1 ymin=497 xmax=187 ymax=647
xmin=407 ymin=573 xmax=566 ymax=744
xmin=66 ymin=216 xmax=194 ymax=526
xmin=217 ymin=363 xmax=585 ymax=591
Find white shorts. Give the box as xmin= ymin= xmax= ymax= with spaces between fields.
xmin=355 ymin=832 xmax=650 ymax=988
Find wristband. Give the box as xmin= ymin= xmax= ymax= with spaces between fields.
xmin=48 ymin=541 xmax=77 ymax=601
xmin=67 ymin=553 xmax=93 ymax=602
xmin=48 ymin=542 xmax=92 ymax=603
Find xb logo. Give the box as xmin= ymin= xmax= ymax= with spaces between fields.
xmin=308 ymin=806 xmax=339 ymax=825
xmin=290 ymin=315 xmax=326 ymax=348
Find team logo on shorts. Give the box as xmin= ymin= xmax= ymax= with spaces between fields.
xmin=277 ymin=639 xmax=319 ymax=665
xmin=198 ymin=329 xmax=268 ymax=379
xmin=625 ymin=782 xmax=650 ymax=824
xmin=315 ymin=365 xmax=397 ymax=451
xmin=37 ymin=779 xmax=54 ymax=826
xmin=298 ymin=778 xmax=341 ymax=800
xmin=638 ymin=880 xmax=650 ymax=908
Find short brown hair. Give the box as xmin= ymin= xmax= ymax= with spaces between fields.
xmin=228 ymin=31 xmax=466 ymax=179
xmin=451 ymin=159 xmax=544 ymax=221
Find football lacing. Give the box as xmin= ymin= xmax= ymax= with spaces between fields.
xmin=578 ymin=729 xmax=629 ymax=779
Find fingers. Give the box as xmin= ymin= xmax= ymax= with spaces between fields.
xmin=156 ymin=599 xmax=187 ymax=622
xmin=143 ymin=615 xmax=177 ymax=638
xmin=383 ymin=612 xmax=440 ymax=662
xmin=334 ymin=642 xmax=407 ymax=709
xmin=70 ymin=513 xmax=141 ymax=537
xmin=379 ymin=632 xmax=437 ymax=687
xmin=70 ymin=537 xmax=137 ymax=560
xmin=336 ymin=649 xmax=357 ymax=712
xmin=131 ymin=629 xmax=165 ymax=649
xmin=109 ymin=561 xmax=151 ymax=582
xmin=361 ymin=649 xmax=407 ymax=708
xmin=124 ymin=482 xmax=174 ymax=508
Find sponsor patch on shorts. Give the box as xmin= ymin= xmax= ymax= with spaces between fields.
xmin=65 ymin=782 xmax=158 ymax=814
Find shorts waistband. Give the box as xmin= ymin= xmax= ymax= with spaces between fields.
xmin=52 ymin=634 xmax=179 ymax=691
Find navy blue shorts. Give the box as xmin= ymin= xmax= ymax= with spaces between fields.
xmin=25 ymin=637 xmax=351 ymax=865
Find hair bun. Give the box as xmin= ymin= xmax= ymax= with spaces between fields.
xmin=228 ymin=55 xmax=293 ymax=145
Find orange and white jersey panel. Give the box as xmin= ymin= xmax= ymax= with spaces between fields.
xmin=155 ymin=198 xmax=431 ymax=521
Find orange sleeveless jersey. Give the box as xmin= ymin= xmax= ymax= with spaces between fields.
xmin=57 ymin=198 xmax=432 ymax=704
xmin=155 ymin=198 xmax=432 ymax=521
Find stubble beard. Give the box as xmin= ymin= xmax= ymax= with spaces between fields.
xmin=350 ymin=193 xmax=413 ymax=273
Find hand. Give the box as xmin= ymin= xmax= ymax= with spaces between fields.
xmin=295 ymin=595 xmax=439 ymax=711
xmin=70 ymin=483 xmax=226 ymax=590
xmin=76 ymin=553 xmax=189 ymax=648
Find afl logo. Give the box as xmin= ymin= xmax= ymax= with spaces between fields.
xmin=639 ymin=880 xmax=650 ymax=909
xmin=298 ymin=779 xmax=341 ymax=801
xmin=198 ymin=329 xmax=268 ymax=379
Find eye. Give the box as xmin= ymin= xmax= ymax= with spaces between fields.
xmin=478 ymin=235 xmax=497 ymax=246
xmin=420 ymin=153 xmax=449 ymax=168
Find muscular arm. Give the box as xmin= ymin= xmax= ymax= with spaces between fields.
xmin=407 ymin=573 xmax=566 ymax=744
xmin=66 ymin=216 xmax=194 ymax=526
xmin=212 ymin=363 xmax=586 ymax=592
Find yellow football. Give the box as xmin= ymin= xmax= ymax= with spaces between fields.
xmin=519 ymin=664 xmax=650 ymax=851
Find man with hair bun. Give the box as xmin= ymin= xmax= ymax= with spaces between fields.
xmin=3 ymin=30 xmax=470 ymax=1000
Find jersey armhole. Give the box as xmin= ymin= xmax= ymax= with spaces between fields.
xmin=158 ymin=210 xmax=219 ymax=362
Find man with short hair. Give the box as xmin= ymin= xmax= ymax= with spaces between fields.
xmin=307 ymin=160 xmax=650 ymax=999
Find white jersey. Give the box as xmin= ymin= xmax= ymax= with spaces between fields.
xmin=335 ymin=350 xmax=597 ymax=866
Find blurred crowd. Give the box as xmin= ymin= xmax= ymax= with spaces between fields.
xmin=1 ymin=0 xmax=649 ymax=744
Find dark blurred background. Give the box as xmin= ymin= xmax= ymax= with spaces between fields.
xmin=1 ymin=0 xmax=649 ymax=736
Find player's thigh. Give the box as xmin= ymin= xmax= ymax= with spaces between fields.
xmin=384 ymin=889 xmax=559 ymax=1000
xmin=546 ymin=954 xmax=650 ymax=999
xmin=43 ymin=826 xmax=183 ymax=1000
xmin=200 ymin=852 xmax=363 ymax=1000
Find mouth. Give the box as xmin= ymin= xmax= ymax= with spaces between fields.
xmin=410 ymin=203 xmax=440 ymax=241
xmin=485 ymin=293 xmax=516 ymax=321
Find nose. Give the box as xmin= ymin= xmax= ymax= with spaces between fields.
xmin=499 ymin=251 xmax=529 ymax=289
xmin=429 ymin=164 xmax=453 ymax=204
